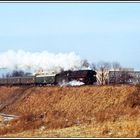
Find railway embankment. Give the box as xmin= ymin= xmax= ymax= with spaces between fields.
xmin=0 ymin=85 xmax=140 ymax=137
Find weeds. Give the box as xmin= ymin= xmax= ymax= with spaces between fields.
xmin=0 ymin=85 xmax=140 ymax=137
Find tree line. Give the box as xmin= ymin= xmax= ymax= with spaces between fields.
xmin=2 ymin=70 xmax=31 ymax=78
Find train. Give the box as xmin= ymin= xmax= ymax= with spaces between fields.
xmin=0 ymin=70 xmax=97 ymax=86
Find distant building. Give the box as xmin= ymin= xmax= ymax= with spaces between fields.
xmin=109 ymin=70 xmax=140 ymax=84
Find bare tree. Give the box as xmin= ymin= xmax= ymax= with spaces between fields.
xmin=5 ymin=72 xmax=11 ymax=78
xmin=90 ymin=63 xmax=97 ymax=71
xmin=112 ymin=62 xmax=121 ymax=71
xmin=11 ymin=70 xmax=25 ymax=77
xmin=97 ymin=62 xmax=111 ymax=85
xmin=82 ymin=59 xmax=90 ymax=68
xmin=5 ymin=70 xmax=31 ymax=77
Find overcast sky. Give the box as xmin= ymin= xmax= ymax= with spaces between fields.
xmin=0 ymin=3 xmax=140 ymax=70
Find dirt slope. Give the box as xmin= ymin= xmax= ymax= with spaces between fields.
xmin=0 ymin=85 xmax=140 ymax=137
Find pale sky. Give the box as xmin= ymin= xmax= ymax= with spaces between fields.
xmin=0 ymin=3 xmax=140 ymax=70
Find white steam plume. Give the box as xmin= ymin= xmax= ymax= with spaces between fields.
xmin=60 ymin=80 xmax=85 ymax=87
xmin=0 ymin=50 xmax=91 ymax=75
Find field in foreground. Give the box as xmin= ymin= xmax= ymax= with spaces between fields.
xmin=0 ymin=85 xmax=140 ymax=138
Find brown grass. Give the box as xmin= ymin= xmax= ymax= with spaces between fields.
xmin=0 ymin=85 xmax=140 ymax=137
xmin=2 ymin=115 xmax=140 ymax=138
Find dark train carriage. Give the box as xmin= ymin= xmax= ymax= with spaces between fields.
xmin=55 ymin=71 xmax=70 ymax=85
xmin=0 ymin=70 xmax=97 ymax=86
xmin=20 ymin=76 xmax=36 ymax=85
xmin=35 ymin=74 xmax=56 ymax=85
xmin=55 ymin=70 xmax=97 ymax=85
xmin=69 ymin=70 xmax=97 ymax=84
xmin=0 ymin=78 xmax=8 ymax=85
xmin=7 ymin=77 xmax=21 ymax=85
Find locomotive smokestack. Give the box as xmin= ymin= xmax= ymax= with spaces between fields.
xmin=0 ymin=50 xmax=91 ymax=76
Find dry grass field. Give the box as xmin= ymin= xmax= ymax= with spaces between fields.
xmin=0 ymin=85 xmax=140 ymax=138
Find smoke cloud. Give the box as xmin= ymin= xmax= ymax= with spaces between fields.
xmin=0 ymin=50 xmax=91 ymax=75
xmin=60 ymin=80 xmax=85 ymax=87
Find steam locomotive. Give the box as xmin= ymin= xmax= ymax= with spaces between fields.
xmin=0 ymin=70 xmax=97 ymax=86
